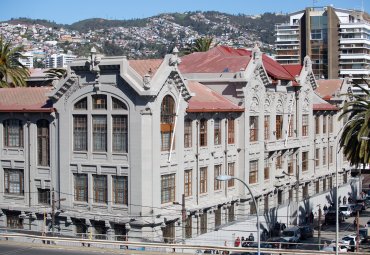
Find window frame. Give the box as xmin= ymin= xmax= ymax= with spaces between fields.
xmin=302 ymin=151 xmax=308 ymax=172
xmin=4 ymin=169 xmax=24 ymax=195
xmin=200 ymin=167 xmax=208 ymax=194
xmin=249 ymin=160 xmax=258 ymax=184
xmin=184 ymin=119 xmax=192 ymax=148
xmin=37 ymin=119 xmax=50 ymax=166
xmin=74 ymin=174 xmax=88 ymax=202
xmin=214 ymin=118 xmax=221 ymax=145
xmin=227 ymin=162 xmax=235 ymax=187
xmin=3 ymin=119 xmax=23 ymax=148
xmin=199 ymin=119 xmax=207 ymax=147
xmin=228 ymin=118 xmax=235 ymax=144
xmin=184 ymin=169 xmax=192 ymax=197
xmin=93 ymin=175 xmax=107 ymax=204
xmin=161 ymin=173 xmax=176 ymax=204
xmin=250 ymin=116 xmax=258 ymax=142
xmin=161 ymin=95 xmax=176 ymax=151
xmin=302 ymin=114 xmax=309 ymax=136
xmin=214 ymin=165 xmax=222 ymax=191
xmin=275 ymin=115 xmax=283 ymax=140
xmin=264 ymin=115 xmax=270 ymax=140
xmin=113 ymin=176 xmax=128 ymax=205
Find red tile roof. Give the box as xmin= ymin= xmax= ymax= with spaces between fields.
xmin=315 ymin=79 xmax=343 ymax=100
xmin=187 ymin=81 xmax=244 ymax=113
xmin=313 ymin=103 xmax=338 ymax=111
xmin=282 ymin=65 xmax=302 ymax=78
xmin=128 ymin=59 xmax=163 ymax=78
xmin=180 ymin=46 xmax=294 ymax=80
xmin=0 ymin=87 xmax=54 ymax=112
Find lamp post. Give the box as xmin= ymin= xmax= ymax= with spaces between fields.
xmin=216 ymin=175 xmax=260 ymax=255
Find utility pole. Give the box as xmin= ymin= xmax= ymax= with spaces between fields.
xmin=181 ymin=194 xmax=186 ymax=244
xmin=318 ymin=205 xmax=322 ymax=250
xmin=356 ymin=209 xmax=360 ymax=252
xmin=51 ymin=188 xmax=55 ymax=236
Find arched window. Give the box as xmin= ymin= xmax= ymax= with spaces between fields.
xmin=3 ymin=119 xmax=23 ymax=147
xmin=37 ymin=119 xmax=49 ymax=166
xmin=72 ymin=96 xmax=128 ymax=153
xmin=160 ymin=95 xmax=175 ymax=151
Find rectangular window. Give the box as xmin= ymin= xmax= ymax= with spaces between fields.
xmin=215 ymin=207 xmax=221 ymax=228
xmin=328 ymin=115 xmax=333 ymax=133
xmin=184 ymin=119 xmax=192 ymax=148
xmin=162 ymin=222 xmax=175 ymax=243
xmin=92 ymin=94 xmax=107 ymax=109
xmin=37 ymin=120 xmax=49 ymax=166
xmin=161 ymin=174 xmax=175 ymax=204
xmin=93 ymin=115 xmax=107 ymax=152
xmin=264 ymin=196 xmax=269 ymax=212
xmin=74 ymin=174 xmax=88 ymax=202
xmin=3 ymin=119 xmax=23 ymax=147
xmin=250 ymin=201 xmax=257 ymax=215
xmin=288 ymin=154 xmax=294 ymax=174
xmin=303 ymin=184 xmax=309 ymax=199
xmin=278 ymin=190 xmax=283 ymax=205
xmin=329 ymin=146 xmax=333 ymax=164
xmin=264 ymin=159 xmax=270 ymax=180
xmin=323 ymin=179 xmax=327 ymax=191
xmin=200 ymin=213 xmax=207 ymax=234
xmin=264 ymin=116 xmax=270 ymax=140
xmin=228 ymin=119 xmax=235 ymax=144
xmin=93 ymin=175 xmax=107 ymax=203
xmin=184 ymin=169 xmax=192 ymax=197
xmin=214 ymin=119 xmax=221 ymax=145
xmin=113 ymin=176 xmax=128 ymax=205
xmin=288 ymin=114 xmax=294 ymax=137
xmin=185 ymin=216 xmax=192 ymax=238
xmin=302 ymin=151 xmax=308 ymax=172
xmin=73 ymin=115 xmax=87 ymax=151
xmin=228 ymin=163 xmax=235 ymax=187
xmin=228 ymin=204 xmax=235 ymax=222
xmin=200 ymin=119 xmax=207 ymax=147
xmin=161 ymin=131 xmax=173 ymax=151
xmin=322 ymin=115 xmax=327 ymax=134
xmin=323 ymin=147 xmax=327 ymax=165
xmin=276 ymin=115 xmax=283 ymax=140
xmin=315 ymin=116 xmax=320 ymax=135
xmin=249 ymin=160 xmax=258 ymax=184
xmin=276 ymin=155 xmax=282 ymax=170
xmin=112 ymin=116 xmax=128 ymax=153
xmin=316 ymin=181 xmax=320 ymax=193
xmin=38 ymin=188 xmax=50 ymax=205
xmin=302 ymin=115 xmax=309 ymax=136
xmin=214 ymin=165 xmax=222 ymax=191
xmin=200 ymin=167 xmax=208 ymax=194
xmin=315 ymin=148 xmax=320 ymax=167
xmin=4 ymin=169 xmax=24 ymax=195
xmin=250 ymin=116 xmax=258 ymax=142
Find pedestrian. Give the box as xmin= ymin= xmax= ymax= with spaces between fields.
xmin=353 ymin=218 xmax=357 ymax=231
xmin=234 ymin=236 xmax=240 ymax=247
xmin=309 ymin=211 xmax=314 ymax=224
xmin=323 ymin=204 xmax=328 ymax=212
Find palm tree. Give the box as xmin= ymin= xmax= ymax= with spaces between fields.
xmin=183 ymin=37 xmax=217 ymax=55
xmin=43 ymin=68 xmax=67 ymax=79
xmin=339 ymin=84 xmax=370 ymax=166
xmin=0 ymin=37 xmax=29 ymax=87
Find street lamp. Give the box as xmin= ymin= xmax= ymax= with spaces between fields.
xmin=216 ymin=175 xmax=260 ymax=255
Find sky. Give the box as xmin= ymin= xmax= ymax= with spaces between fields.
xmin=2 ymin=0 xmax=369 ymax=24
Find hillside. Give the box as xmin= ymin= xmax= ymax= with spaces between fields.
xmin=1 ymin=11 xmax=288 ymax=59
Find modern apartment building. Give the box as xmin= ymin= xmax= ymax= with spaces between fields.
xmin=18 ymin=52 xmax=34 ymax=69
xmin=0 ymin=46 xmax=353 ymax=243
xmin=275 ymin=6 xmax=370 ymax=83
xmin=45 ymin=53 xmax=77 ymax=68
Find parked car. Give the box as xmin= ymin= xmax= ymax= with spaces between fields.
xmin=325 ymin=210 xmax=345 ymax=225
xmin=323 ymin=242 xmax=348 ymax=253
xmin=339 ymin=205 xmax=352 ymax=218
xmin=299 ymin=225 xmax=314 ymax=239
xmin=341 ymin=235 xmax=356 ymax=252
xmin=281 ymin=226 xmax=301 ymax=244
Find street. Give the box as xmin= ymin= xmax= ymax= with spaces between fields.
xmin=299 ymin=207 xmax=370 ymax=252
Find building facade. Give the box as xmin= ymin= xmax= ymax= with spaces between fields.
xmin=0 ymin=46 xmax=352 ymax=242
xmin=275 ymin=6 xmax=370 ymax=83
xmin=45 ymin=53 xmax=77 ymax=68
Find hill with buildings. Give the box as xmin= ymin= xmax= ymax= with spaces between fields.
xmin=1 ymin=11 xmax=288 ymax=64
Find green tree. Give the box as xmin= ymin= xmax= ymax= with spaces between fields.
xmin=43 ymin=68 xmax=67 ymax=79
xmin=0 ymin=37 xmax=29 ymax=87
xmin=183 ymin=37 xmax=217 ymax=55
xmin=339 ymin=83 xmax=370 ymax=166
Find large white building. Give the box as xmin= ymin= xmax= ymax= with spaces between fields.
xmin=0 ymin=46 xmax=354 ymax=243
xmin=45 ymin=53 xmax=77 ymax=68
xmin=18 ymin=52 xmax=34 ymax=69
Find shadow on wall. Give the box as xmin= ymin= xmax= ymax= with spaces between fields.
xmin=261 ymin=207 xmax=278 ymax=239
xmin=349 ymin=180 xmax=358 ymax=200
xmin=299 ymin=198 xmax=313 ymax=224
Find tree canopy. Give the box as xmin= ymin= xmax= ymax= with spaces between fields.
xmin=0 ymin=37 xmax=30 ymax=87
xmin=339 ymin=84 xmax=370 ymax=166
